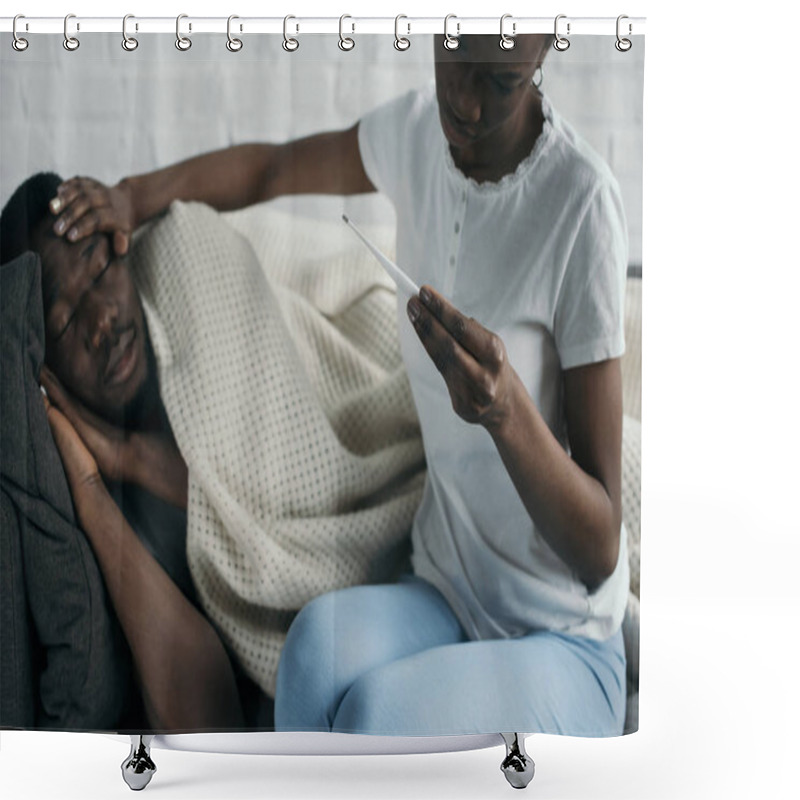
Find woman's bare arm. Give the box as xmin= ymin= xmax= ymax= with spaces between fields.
xmin=49 ymin=125 xmax=375 ymax=253
xmin=407 ymin=285 xmax=622 ymax=592
xmin=491 ymin=359 xmax=623 ymax=591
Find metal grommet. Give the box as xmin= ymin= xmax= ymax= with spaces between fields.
xmin=553 ymin=14 xmax=570 ymax=51
xmin=12 ymin=15 xmax=29 ymax=52
xmin=443 ymin=14 xmax=460 ymax=51
xmin=175 ymin=14 xmax=192 ymax=51
xmin=283 ymin=15 xmax=299 ymax=52
xmin=615 ymin=15 xmax=632 ymax=52
xmin=226 ymin=15 xmax=243 ymax=52
xmin=63 ymin=13 xmax=80 ymax=51
xmin=122 ymin=14 xmax=139 ymax=51
xmin=394 ymin=14 xmax=410 ymax=51
xmin=499 ymin=14 xmax=516 ymax=51
xmin=338 ymin=14 xmax=355 ymax=51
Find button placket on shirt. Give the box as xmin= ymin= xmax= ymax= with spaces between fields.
xmin=444 ymin=187 xmax=467 ymax=296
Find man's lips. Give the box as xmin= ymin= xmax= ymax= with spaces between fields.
xmin=105 ymin=327 xmax=137 ymax=385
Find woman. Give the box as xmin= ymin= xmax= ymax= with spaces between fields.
xmin=44 ymin=33 xmax=628 ymax=736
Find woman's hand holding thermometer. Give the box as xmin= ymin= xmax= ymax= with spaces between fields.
xmin=407 ymin=285 xmax=518 ymax=434
xmin=342 ymin=215 xmax=516 ymax=432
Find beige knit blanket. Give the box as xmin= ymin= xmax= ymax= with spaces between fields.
xmin=131 ymin=202 xmax=425 ymax=697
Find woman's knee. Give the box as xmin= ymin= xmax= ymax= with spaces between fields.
xmin=275 ymin=592 xmax=341 ymax=730
xmin=332 ymin=666 xmax=401 ymax=735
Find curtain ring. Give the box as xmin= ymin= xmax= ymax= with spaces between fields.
xmin=394 ymin=15 xmax=410 ymax=51
xmin=499 ymin=14 xmax=516 ymax=51
xmin=122 ymin=14 xmax=139 ymax=51
xmin=12 ymin=15 xmax=29 ymax=52
xmin=283 ymin=15 xmax=299 ymax=52
xmin=443 ymin=14 xmax=460 ymax=51
xmin=175 ymin=14 xmax=192 ymax=51
xmin=553 ymin=14 xmax=570 ymax=51
xmin=339 ymin=14 xmax=355 ymax=51
xmin=227 ymin=15 xmax=243 ymax=52
xmin=63 ymin=13 xmax=80 ymax=51
xmin=615 ymin=15 xmax=632 ymax=52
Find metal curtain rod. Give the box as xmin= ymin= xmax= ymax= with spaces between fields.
xmin=0 ymin=16 xmax=646 ymax=36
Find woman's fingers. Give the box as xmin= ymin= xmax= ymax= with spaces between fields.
xmin=50 ymin=176 xmax=97 ymax=220
xmin=113 ymin=229 xmax=130 ymax=256
xmin=49 ymin=176 xmax=84 ymax=213
xmin=408 ymin=297 xmax=475 ymax=377
xmin=417 ymin=285 xmax=503 ymax=366
xmin=49 ymin=177 xmax=132 ymax=254
xmin=52 ymin=191 xmax=110 ymax=241
xmin=63 ymin=205 xmax=124 ymax=245
xmin=51 ymin=187 xmax=104 ymax=240
xmin=407 ymin=293 xmax=506 ymax=424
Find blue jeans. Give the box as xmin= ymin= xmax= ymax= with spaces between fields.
xmin=274 ymin=576 xmax=626 ymax=736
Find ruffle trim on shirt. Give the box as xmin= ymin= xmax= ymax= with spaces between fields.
xmin=441 ymin=93 xmax=557 ymax=194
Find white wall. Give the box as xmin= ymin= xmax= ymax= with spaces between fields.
xmin=1 ymin=33 xmax=644 ymax=265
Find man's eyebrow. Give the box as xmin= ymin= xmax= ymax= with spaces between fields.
xmin=44 ymin=235 xmax=102 ymax=313
xmin=81 ymin=236 xmax=99 ymax=260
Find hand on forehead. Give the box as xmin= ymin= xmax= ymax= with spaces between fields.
xmin=35 ymin=224 xmax=109 ymax=309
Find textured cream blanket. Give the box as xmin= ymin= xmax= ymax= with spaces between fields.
xmin=131 ymin=202 xmax=425 ymax=696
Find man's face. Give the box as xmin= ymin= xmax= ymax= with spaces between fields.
xmin=433 ymin=34 xmax=549 ymax=156
xmin=35 ymin=225 xmax=148 ymax=420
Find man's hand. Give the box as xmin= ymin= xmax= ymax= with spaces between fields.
xmin=40 ymin=366 xmax=133 ymax=484
xmin=42 ymin=391 xmax=104 ymax=496
xmin=406 ymin=285 xmax=518 ymax=434
xmin=49 ymin=176 xmax=136 ymax=256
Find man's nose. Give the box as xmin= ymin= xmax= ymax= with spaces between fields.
xmin=85 ymin=293 xmax=118 ymax=350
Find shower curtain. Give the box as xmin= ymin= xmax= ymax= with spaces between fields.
xmin=0 ymin=17 xmax=643 ymax=755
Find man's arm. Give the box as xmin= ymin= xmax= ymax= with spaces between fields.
xmin=50 ymin=124 xmax=375 ymax=253
xmin=44 ymin=396 xmax=244 ymax=731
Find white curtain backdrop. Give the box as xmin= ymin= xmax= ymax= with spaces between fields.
xmin=1 ymin=34 xmax=643 ymax=265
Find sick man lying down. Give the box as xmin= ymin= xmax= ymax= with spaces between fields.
xmin=0 ymin=171 xmax=425 ymax=731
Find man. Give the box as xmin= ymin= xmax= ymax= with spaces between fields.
xmin=1 ymin=173 xmax=246 ymax=729
xmin=0 ymin=147 xmax=407 ymax=730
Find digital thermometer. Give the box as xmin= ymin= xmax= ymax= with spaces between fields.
xmin=342 ymin=214 xmax=420 ymax=297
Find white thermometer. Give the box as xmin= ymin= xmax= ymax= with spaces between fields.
xmin=342 ymin=214 xmax=420 ymax=297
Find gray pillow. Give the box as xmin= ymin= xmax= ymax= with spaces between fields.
xmin=0 ymin=251 xmax=129 ymax=730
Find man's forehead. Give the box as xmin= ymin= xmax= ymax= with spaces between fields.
xmin=37 ymin=226 xmax=102 ymax=274
xmin=36 ymin=226 xmax=107 ymax=309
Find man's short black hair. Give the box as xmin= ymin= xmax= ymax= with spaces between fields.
xmin=0 ymin=172 xmax=63 ymax=265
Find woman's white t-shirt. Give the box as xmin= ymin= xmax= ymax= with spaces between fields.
xmin=358 ymin=84 xmax=629 ymax=642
